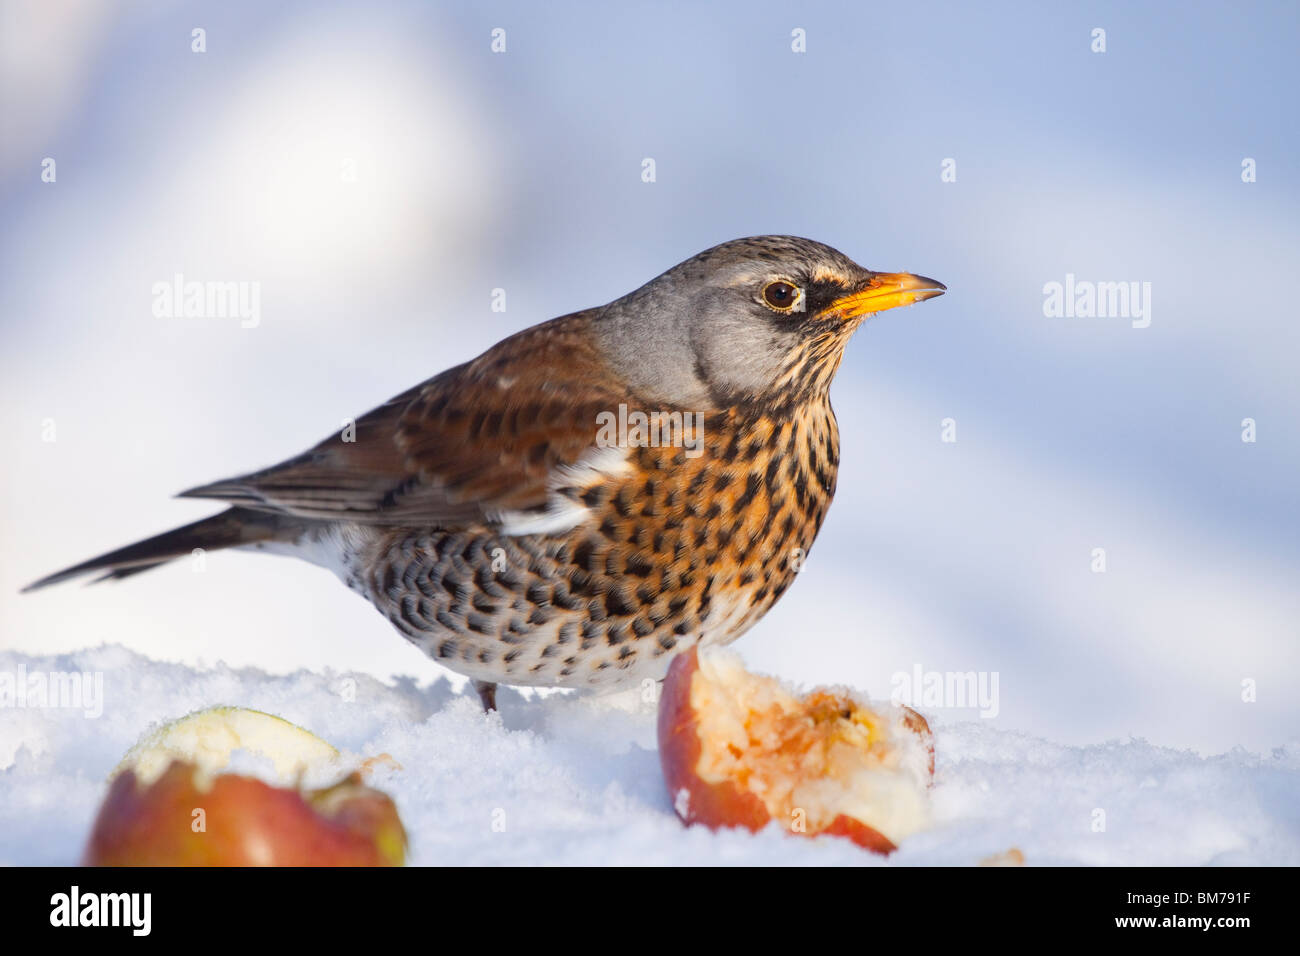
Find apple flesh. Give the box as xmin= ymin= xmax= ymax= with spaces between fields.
xmin=658 ymin=647 xmax=935 ymax=853
xmin=113 ymin=705 xmax=340 ymax=787
xmin=84 ymin=761 xmax=406 ymax=866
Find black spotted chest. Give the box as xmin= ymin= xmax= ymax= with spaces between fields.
xmin=362 ymin=401 xmax=841 ymax=688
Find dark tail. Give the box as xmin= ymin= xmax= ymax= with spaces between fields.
xmin=22 ymin=508 xmax=302 ymax=592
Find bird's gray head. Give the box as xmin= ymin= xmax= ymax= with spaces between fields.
xmin=593 ymin=235 xmax=945 ymax=410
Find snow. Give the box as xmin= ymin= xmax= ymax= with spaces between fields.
xmin=2 ymin=645 xmax=1297 ymax=866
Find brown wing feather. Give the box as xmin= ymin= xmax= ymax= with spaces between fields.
xmin=180 ymin=313 xmax=627 ymax=527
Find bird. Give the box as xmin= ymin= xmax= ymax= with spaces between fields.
xmin=24 ymin=236 xmax=945 ymax=710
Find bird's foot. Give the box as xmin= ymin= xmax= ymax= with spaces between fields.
xmin=472 ymin=679 xmax=497 ymax=713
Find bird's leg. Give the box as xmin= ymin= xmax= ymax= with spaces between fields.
xmin=472 ymin=679 xmax=498 ymax=713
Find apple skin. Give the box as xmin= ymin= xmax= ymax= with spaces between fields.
xmin=657 ymin=647 xmax=934 ymax=854
xmin=819 ymin=814 xmax=898 ymax=854
xmin=658 ymin=647 xmax=771 ymax=835
xmin=83 ymin=761 xmax=406 ymax=866
xmin=899 ymin=706 xmax=936 ymax=780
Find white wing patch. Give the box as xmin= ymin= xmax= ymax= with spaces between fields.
xmin=495 ymin=445 xmax=631 ymax=537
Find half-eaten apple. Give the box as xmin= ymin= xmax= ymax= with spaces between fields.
xmin=658 ymin=647 xmax=935 ymax=853
xmin=84 ymin=706 xmax=405 ymax=866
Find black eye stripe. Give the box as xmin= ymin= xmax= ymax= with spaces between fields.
xmin=804 ymin=278 xmax=847 ymax=314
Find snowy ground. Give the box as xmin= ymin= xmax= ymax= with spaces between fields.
xmin=2 ymin=645 xmax=1297 ymax=866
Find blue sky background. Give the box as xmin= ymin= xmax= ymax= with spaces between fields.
xmin=2 ymin=0 xmax=1297 ymax=753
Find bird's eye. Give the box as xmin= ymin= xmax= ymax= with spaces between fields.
xmin=762 ymin=280 xmax=800 ymax=311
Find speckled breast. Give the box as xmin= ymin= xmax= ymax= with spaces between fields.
xmin=362 ymin=398 xmax=840 ymax=690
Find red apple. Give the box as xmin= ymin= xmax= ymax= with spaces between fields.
xmin=85 ymin=706 xmax=405 ymax=866
xmin=658 ymin=647 xmax=935 ymax=853
xmin=84 ymin=761 xmax=406 ymax=866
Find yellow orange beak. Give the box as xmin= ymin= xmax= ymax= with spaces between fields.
xmin=825 ymin=272 xmax=946 ymax=320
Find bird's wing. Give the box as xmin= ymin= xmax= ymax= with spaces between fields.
xmin=179 ymin=314 xmax=629 ymax=528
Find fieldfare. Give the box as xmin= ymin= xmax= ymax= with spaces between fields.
xmin=26 ymin=236 xmax=945 ymax=709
